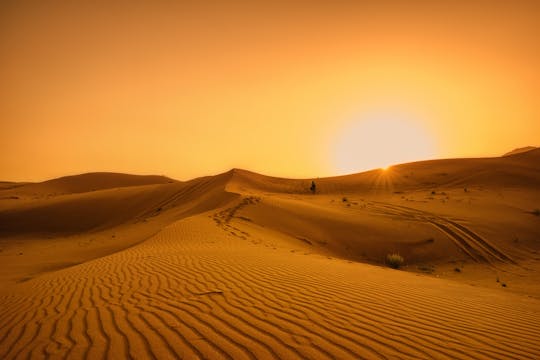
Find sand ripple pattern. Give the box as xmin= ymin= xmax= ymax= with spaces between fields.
xmin=1 ymin=213 xmax=539 ymax=359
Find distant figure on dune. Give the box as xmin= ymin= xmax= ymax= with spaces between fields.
xmin=310 ymin=180 xmax=316 ymax=194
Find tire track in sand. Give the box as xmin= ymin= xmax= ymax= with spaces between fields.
xmin=368 ymin=201 xmax=516 ymax=265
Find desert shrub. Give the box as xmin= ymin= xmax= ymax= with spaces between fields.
xmin=342 ymin=197 xmax=348 ymax=202
xmin=386 ymin=253 xmax=404 ymax=269
xmin=532 ymin=209 xmax=540 ymax=216
xmin=417 ymin=264 xmax=434 ymax=274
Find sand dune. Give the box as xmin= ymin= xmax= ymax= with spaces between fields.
xmin=1 ymin=152 xmax=540 ymax=358
xmin=0 ymin=172 xmax=235 ymax=236
xmin=1 ymin=172 xmax=176 ymax=198
xmin=503 ymin=146 xmax=537 ymax=157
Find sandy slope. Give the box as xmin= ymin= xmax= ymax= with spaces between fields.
xmin=1 ymin=151 xmax=540 ymax=359
xmin=1 ymin=213 xmax=539 ymax=359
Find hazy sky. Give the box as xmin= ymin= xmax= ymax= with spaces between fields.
xmin=1 ymin=1 xmax=539 ymax=181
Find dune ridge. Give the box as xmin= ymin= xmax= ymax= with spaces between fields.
xmin=503 ymin=146 xmax=537 ymax=157
xmin=3 ymin=172 xmax=176 ymax=197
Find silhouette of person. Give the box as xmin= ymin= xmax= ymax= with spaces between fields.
xmin=310 ymin=180 xmax=316 ymax=194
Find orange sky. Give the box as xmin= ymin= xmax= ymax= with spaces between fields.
xmin=1 ymin=0 xmax=539 ymax=181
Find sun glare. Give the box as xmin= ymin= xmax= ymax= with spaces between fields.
xmin=333 ymin=113 xmax=436 ymax=174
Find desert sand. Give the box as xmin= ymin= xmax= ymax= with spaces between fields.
xmin=1 ymin=149 xmax=540 ymax=359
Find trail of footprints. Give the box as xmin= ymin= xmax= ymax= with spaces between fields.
xmin=212 ymin=196 xmax=260 ymax=240
xmin=1 ymin=203 xmax=539 ymax=359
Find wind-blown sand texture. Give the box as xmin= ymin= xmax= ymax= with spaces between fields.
xmin=1 ymin=149 xmax=540 ymax=359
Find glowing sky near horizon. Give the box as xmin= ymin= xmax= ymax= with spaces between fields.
xmin=1 ymin=1 xmax=539 ymax=181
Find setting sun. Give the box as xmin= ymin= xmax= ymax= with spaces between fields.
xmin=333 ymin=112 xmax=436 ymax=174
xmin=1 ymin=1 xmax=539 ymax=181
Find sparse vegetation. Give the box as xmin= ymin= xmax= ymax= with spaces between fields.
xmin=417 ymin=264 xmax=434 ymax=274
xmin=454 ymin=267 xmax=461 ymax=273
xmin=532 ymin=209 xmax=540 ymax=216
xmin=386 ymin=253 xmax=404 ymax=269
xmin=342 ymin=197 xmax=348 ymax=202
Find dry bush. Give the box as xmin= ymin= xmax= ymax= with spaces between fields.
xmin=386 ymin=253 xmax=404 ymax=269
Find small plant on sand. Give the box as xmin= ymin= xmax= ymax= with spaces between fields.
xmin=342 ymin=197 xmax=348 ymax=202
xmin=532 ymin=209 xmax=540 ymax=216
xmin=417 ymin=264 xmax=434 ymax=274
xmin=386 ymin=253 xmax=404 ymax=269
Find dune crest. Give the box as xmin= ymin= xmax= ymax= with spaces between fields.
xmin=503 ymin=146 xmax=537 ymax=157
